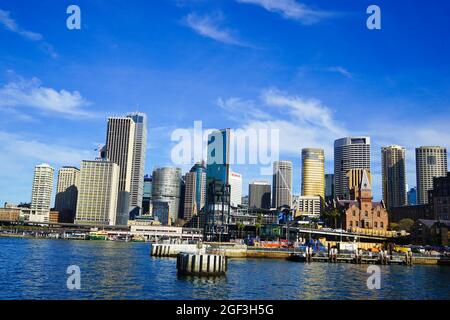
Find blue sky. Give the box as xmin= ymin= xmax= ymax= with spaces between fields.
xmin=0 ymin=0 xmax=449 ymax=204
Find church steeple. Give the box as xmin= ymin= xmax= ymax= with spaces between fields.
xmin=359 ymin=169 xmax=373 ymax=201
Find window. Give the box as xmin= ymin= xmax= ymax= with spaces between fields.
xmin=374 ymin=222 xmax=378 ymax=228
xmin=380 ymin=222 xmax=384 ymax=228
xmin=377 ymin=211 xmax=380 ymax=217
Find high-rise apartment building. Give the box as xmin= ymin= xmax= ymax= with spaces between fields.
xmin=272 ymin=160 xmax=293 ymax=208
xmin=30 ymin=163 xmax=54 ymax=223
xmin=106 ymin=117 xmax=136 ymax=225
xmin=229 ymin=171 xmax=242 ymax=207
xmin=416 ymin=146 xmax=448 ymax=204
xmin=334 ymin=137 xmax=371 ymax=199
xmin=301 ymin=148 xmax=325 ymax=200
xmin=183 ymin=162 xmax=207 ymax=221
xmin=55 ymin=166 xmax=80 ymax=217
xmin=382 ymin=145 xmax=407 ymax=211
xmin=75 ymin=160 xmax=120 ymax=226
xmin=248 ymin=181 xmax=271 ymax=209
xmin=151 ymin=167 xmax=182 ymax=225
xmin=127 ymin=112 xmax=147 ymax=217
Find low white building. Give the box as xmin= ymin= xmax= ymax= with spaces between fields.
xmin=129 ymin=224 xmax=203 ymax=242
xmin=293 ymin=195 xmax=322 ymax=218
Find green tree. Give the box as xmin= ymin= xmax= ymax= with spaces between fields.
xmin=255 ymin=214 xmax=263 ymax=237
xmin=236 ymin=222 xmax=245 ymax=238
xmin=322 ymin=207 xmax=341 ymax=229
xmin=398 ymin=218 xmax=414 ymax=232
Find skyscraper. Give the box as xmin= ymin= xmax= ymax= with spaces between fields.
xmin=325 ymin=174 xmax=334 ymax=202
xmin=106 ymin=117 xmax=136 ymax=225
xmin=382 ymin=145 xmax=407 ymax=211
xmin=183 ymin=162 xmax=206 ymax=222
xmin=229 ymin=171 xmax=242 ymax=207
xmin=127 ymin=112 xmax=147 ymax=217
xmin=416 ymin=146 xmax=448 ymax=204
xmin=55 ymin=166 xmax=80 ymax=217
xmin=272 ymin=160 xmax=293 ymax=208
xmin=407 ymin=187 xmax=417 ymax=205
xmin=142 ymin=174 xmax=152 ymax=215
xmin=30 ymin=163 xmax=54 ymax=223
xmin=205 ymin=129 xmax=231 ymax=239
xmin=151 ymin=167 xmax=182 ymax=225
xmin=75 ymin=160 xmax=120 ymax=226
xmin=301 ymin=148 xmax=325 ymax=200
xmin=249 ymin=181 xmax=271 ymax=209
xmin=334 ymin=137 xmax=371 ymax=199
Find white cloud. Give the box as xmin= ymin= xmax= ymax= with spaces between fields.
xmin=0 ymin=9 xmax=57 ymax=58
xmin=219 ymin=88 xmax=347 ymax=158
xmin=184 ymin=12 xmax=246 ymax=46
xmin=0 ymin=131 xmax=96 ymax=204
xmin=0 ymin=74 xmax=96 ymax=118
xmin=236 ymin=0 xmax=332 ymax=24
xmin=0 ymin=131 xmax=95 ymax=166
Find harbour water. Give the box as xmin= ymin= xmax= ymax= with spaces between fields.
xmin=1 ymin=238 xmax=449 ymax=300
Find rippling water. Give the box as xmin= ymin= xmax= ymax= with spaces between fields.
xmin=1 ymin=238 xmax=449 ymax=300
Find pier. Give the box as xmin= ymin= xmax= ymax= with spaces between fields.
xmin=150 ymin=243 xmax=448 ymax=266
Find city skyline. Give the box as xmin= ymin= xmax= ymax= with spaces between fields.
xmin=1 ymin=1 xmax=450 ymax=205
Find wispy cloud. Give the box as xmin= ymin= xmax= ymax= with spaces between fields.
xmin=236 ymin=0 xmax=333 ymax=24
xmin=325 ymin=66 xmax=352 ymax=78
xmin=183 ymin=12 xmax=248 ymax=46
xmin=0 ymin=9 xmax=57 ymax=58
xmin=217 ymin=97 xmax=271 ymax=121
xmin=0 ymin=73 xmax=97 ymax=118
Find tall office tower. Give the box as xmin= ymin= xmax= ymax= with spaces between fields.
xmin=75 ymin=160 xmax=120 ymax=226
xmin=106 ymin=117 xmax=136 ymax=225
xmin=151 ymin=167 xmax=182 ymax=225
xmin=142 ymin=175 xmax=152 ymax=215
xmin=272 ymin=160 xmax=293 ymax=209
xmin=249 ymin=181 xmax=271 ymax=209
xmin=229 ymin=171 xmax=242 ymax=207
xmin=55 ymin=166 xmax=80 ymax=217
xmin=301 ymin=148 xmax=325 ymax=200
xmin=127 ymin=112 xmax=147 ymax=218
xmin=30 ymin=163 xmax=54 ymax=223
xmin=205 ymin=129 xmax=231 ymax=239
xmin=334 ymin=137 xmax=371 ymax=199
xmin=183 ymin=162 xmax=206 ymax=222
xmin=325 ymin=174 xmax=334 ymax=202
xmin=416 ymin=146 xmax=448 ymax=204
xmin=407 ymin=187 xmax=417 ymax=205
xmin=345 ymin=168 xmax=373 ymax=200
xmin=382 ymin=145 xmax=407 ymax=211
